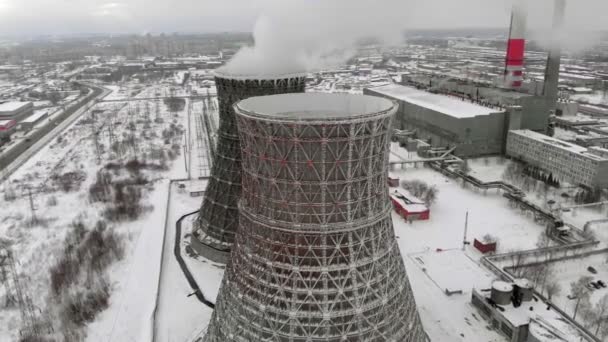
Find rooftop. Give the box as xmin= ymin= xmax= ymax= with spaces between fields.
xmin=474 ymin=288 xmax=593 ymax=342
xmin=510 ymin=130 xmax=608 ymax=159
xmin=235 ymin=93 xmax=395 ymax=121
xmin=0 ymin=101 xmax=31 ymax=113
xmin=367 ymin=83 xmax=504 ymax=118
xmin=21 ymin=110 xmax=48 ymax=123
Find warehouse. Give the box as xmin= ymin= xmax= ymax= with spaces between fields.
xmin=506 ymin=129 xmax=608 ymax=188
xmin=0 ymin=119 xmax=17 ymax=141
xmin=365 ymin=84 xmax=522 ymax=157
xmin=20 ymin=110 xmax=49 ymax=131
xmin=0 ymin=101 xmax=34 ymax=121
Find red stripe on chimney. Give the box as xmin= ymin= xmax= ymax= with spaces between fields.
xmin=506 ymin=39 xmax=525 ymax=66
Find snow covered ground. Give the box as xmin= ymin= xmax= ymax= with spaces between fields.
xmin=154 ymin=181 xmax=214 ymax=342
xmin=0 ymin=79 xmax=194 ymax=341
xmin=390 ymin=166 xmax=545 ymax=253
xmin=402 ymin=249 xmax=504 ymax=341
xmin=572 ymin=91 xmax=608 ymax=106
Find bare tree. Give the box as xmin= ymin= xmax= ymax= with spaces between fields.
xmin=593 ymin=294 xmax=608 ymax=336
xmin=536 ymin=232 xmax=551 ymax=249
xmin=571 ymin=276 xmax=593 ymax=320
xmin=545 ymin=281 xmax=561 ymax=302
xmin=423 ymin=186 xmax=439 ymax=207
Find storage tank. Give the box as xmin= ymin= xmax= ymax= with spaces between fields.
xmin=514 ymin=278 xmax=534 ymax=302
xmin=491 ymin=281 xmax=514 ymax=305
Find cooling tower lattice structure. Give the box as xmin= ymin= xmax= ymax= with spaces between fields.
xmin=191 ymin=72 xmax=306 ymax=263
xmin=203 ymin=93 xmax=427 ymax=341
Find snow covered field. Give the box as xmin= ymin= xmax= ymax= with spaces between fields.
xmin=390 ymin=166 xmax=545 ymax=254
xmin=0 ymin=80 xmax=194 ymax=341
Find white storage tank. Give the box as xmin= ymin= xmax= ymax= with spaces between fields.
xmin=491 ymin=281 xmax=513 ymax=306
xmin=514 ymin=278 xmax=534 ymax=302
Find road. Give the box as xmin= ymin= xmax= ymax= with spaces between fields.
xmin=0 ymin=83 xmax=110 ymax=182
xmin=99 ymin=95 xmax=215 ymax=103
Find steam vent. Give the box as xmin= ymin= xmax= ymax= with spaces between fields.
xmin=203 ymin=93 xmax=427 ymax=341
xmin=191 ymin=72 xmax=306 ymax=263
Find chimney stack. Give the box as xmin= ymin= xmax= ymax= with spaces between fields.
xmin=504 ymin=0 xmax=527 ymax=90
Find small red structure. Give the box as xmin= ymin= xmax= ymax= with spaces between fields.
xmin=390 ymin=189 xmax=430 ymax=221
xmin=474 ymin=238 xmax=497 ymax=254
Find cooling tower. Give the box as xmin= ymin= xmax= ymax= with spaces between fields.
xmin=191 ymin=72 xmax=306 ymax=263
xmin=203 ymin=93 xmax=427 ymax=341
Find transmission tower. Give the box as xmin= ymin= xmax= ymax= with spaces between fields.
xmin=90 ymin=109 xmax=102 ymax=163
xmin=0 ymin=246 xmax=44 ymax=337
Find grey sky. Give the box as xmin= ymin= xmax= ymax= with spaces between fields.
xmin=0 ymin=0 xmax=606 ymax=36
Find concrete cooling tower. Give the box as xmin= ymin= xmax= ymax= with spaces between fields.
xmin=203 ymin=93 xmax=427 ymax=341
xmin=191 ymin=72 xmax=306 ymax=263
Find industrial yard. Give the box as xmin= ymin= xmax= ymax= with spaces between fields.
xmin=2 ymin=0 xmax=608 ymax=341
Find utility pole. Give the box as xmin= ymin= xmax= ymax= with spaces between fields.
xmin=462 ymin=211 xmax=469 ymax=251
xmin=26 ymin=187 xmax=37 ymax=226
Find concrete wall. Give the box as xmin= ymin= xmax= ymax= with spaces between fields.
xmin=365 ymin=87 xmax=507 ymax=157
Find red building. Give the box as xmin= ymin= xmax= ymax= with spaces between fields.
xmin=390 ymin=189 xmax=430 ymax=221
xmin=0 ymin=119 xmax=17 ymax=140
xmin=473 ymin=238 xmax=497 ymax=254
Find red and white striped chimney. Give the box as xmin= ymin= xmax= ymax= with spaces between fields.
xmin=504 ymin=0 xmax=527 ymax=89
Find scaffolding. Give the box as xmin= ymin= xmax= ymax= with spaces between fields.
xmin=191 ymin=74 xmax=306 ymax=263
xmin=203 ymin=93 xmax=427 ymax=341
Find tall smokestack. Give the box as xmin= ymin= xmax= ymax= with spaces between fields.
xmin=543 ymin=0 xmax=566 ymax=113
xmin=503 ymin=0 xmax=527 ymax=90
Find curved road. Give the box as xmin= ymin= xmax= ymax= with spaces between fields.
xmin=0 ymin=83 xmax=110 ymax=182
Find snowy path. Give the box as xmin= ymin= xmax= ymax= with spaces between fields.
xmin=154 ymin=183 xmax=213 ymax=342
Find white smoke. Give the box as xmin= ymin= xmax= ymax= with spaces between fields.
xmin=523 ymin=0 xmax=605 ymax=53
xmin=218 ymin=0 xmax=412 ymax=76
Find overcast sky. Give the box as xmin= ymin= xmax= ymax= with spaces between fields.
xmin=0 ymin=0 xmax=606 ymax=36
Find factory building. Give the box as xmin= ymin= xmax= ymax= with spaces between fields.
xmin=471 ymin=279 xmax=595 ymax=342
xmin=0 ymin=119 xmax=17 ymax=141
xmin=0 ymin=101 xmax=34 ymax=121
xmin=20 ymin=110 xmax=49 ymax=131
xmin=365 ymin=83 xmax=522 ymax=157
xmin=506 ymin=129 xmax=608 ymax=188
xmin=402 ymin=74 xmax=552 ymax=132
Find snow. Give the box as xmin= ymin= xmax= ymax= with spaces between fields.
xmin=572 ymin=91 xmax=608 ymax=106
xmin=528 ymin=253 xmax=608 ymax=325
xmin=390 ymin=188 xmax=428 ymax=213
xmin=85 ymin=182 xmax=171 ymax=342
xmin=368 ymin=83 xmax=504 ymax=118
xmin=0 ymin=101 xmax=30 ymax=113
xmin=409 ymin=249 xmax=494 ymax=293
xmin=20 ymin=109 xmax=48 ymax=123
xmin=390 ymin=165 xmax=544 ymax=254
xmin=154 ymin=181 xmax=215 ymax=342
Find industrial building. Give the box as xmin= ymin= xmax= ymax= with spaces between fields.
xmin=365 ymin=83 xmax=522 ymax=157
xmin=471 ymin=279 xmax=595 ymax=342
xmin=0 ymin=119 xmax=17 ymax=141
xmin=203 ymin=93 xmax=427 ymax=341
xmin=20 ymin=110 xmax=49 ymax=131
xmin=506 ymin=129 xmax=608 ymax=188
xmin=0 ymin=101 xmax=34 ymax=121
xmin=191 ymin=71 xmax=306 ymax=263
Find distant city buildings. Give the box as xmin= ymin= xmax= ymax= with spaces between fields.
xmin=506 ymin=129 xmax=608 ymax=189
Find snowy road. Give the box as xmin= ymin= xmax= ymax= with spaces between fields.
xmin=0 ymin=84 xmax=110 ymax=182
